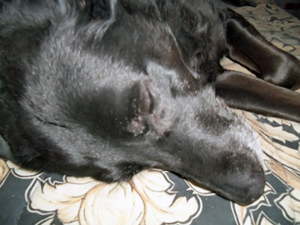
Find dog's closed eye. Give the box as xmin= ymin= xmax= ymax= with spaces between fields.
xmin=126 ymin=79 xmax=175 ymax=138
xmin=127 ymin=80 xmax=156 ymax=136
xmin=137 ymin=80 xmax=155 ymax=115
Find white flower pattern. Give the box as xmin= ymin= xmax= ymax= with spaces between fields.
xmin=25 ymin=170 xmax=201 ymax=225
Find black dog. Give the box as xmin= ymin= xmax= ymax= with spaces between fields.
xmin=0 ymin=0 xmax=300 ymax=206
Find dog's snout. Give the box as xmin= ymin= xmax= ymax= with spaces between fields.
xmin=218 ymin=156 xmax=265 ymax=205
xmin=235 ymin=164 xmax=265 ymax=205
xmin=245 ymin=169 xmax=265 ymax=204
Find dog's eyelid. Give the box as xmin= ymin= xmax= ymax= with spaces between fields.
xmin=138 ymin=88 xmax=151 ymax=114
xmin=138 ymin=79 xmax=157 ymax=115
xmin=148 ymin=89 xmax=155 ymax=113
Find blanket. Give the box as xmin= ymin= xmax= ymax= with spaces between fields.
xmin=1 ymin=2 xmax=300 ymax=225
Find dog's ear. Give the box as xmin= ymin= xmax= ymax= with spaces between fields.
xmin=81 ymin=0 xmax=115 ymax=20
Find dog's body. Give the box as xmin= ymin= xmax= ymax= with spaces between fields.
xmin=0 ymin=0 xmax=300 ymax=205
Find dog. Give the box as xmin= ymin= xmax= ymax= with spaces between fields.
xmin=0 ymin=0 xmax=300 ymax=206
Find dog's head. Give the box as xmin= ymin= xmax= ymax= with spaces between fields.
xmin=0 ymin=0 xmax=264 ymax=205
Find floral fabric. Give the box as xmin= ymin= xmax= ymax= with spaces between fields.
xmin=1 ymin=3 xmax=300 ymax=225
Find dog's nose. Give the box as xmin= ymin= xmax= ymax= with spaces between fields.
xmin=239 ymin=168 xmax=265 ymax=205
xmin=212 ymin=156 xmax=266 ymax=206
xmin=224 ymin=162 xmax=265 ymax=206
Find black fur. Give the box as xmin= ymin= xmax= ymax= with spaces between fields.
xmin=1 ymin=0 xmax=300 ymax=205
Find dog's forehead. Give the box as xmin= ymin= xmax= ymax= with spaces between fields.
xmin=28 ymin=9 xmax=197 ymax=94
xmin=21 ymin=1 xmax=201 ymax=128
xmin=84 ymin=17 xmax=180 ymax=67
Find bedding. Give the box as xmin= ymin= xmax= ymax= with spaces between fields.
xmin=0 ymin=2 xmax=300 ymax=225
